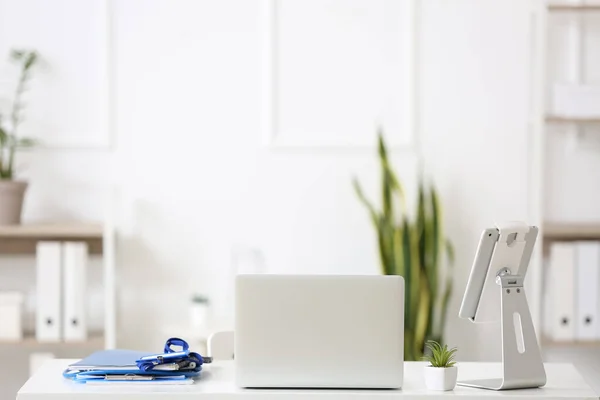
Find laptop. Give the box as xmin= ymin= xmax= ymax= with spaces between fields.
xmin=234 ymin=274 xmax=404 ymax=388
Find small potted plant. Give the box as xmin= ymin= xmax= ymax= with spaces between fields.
xmin=423 ymin=340 xmax=458 ymax=391
xmin=0 ymin=49 xmax=39 ymax=225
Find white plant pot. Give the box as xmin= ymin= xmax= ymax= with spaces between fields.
xmin=190 ymin=302 xmax=209 ymax=331
xmin=424 ymin=365 xmax=457 ymax=391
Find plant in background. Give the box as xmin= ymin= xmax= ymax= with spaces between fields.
xmin=423 ymin=340 xmax=457 ymax=368
xmin=353 ymin=131 xmax=455 ymax=361
xmin=0 ymin=49 xmax=38 ymax=179
xmin=190 ymin=294 xmax=210 ymax=331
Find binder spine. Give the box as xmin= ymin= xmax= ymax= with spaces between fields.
xmin=63 ymin=242 xmax=88 ymax=341
xmin=36 ymin=242 xmax=62 ymax=342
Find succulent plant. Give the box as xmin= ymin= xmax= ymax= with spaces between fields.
xmin=423 ymin=340 xmax=457 ymax=368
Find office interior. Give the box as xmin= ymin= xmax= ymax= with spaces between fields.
xmin=1 ymin=0 xmax=600 ymax=398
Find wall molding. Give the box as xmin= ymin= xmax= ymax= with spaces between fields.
xmin=261 ymin=0 xmax=417 ymax=151
xmin=0 ymin=0 xmax=115 ymax=151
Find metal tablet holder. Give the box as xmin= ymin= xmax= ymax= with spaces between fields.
xmin=458 ymin=223 xmax=546 ymax=390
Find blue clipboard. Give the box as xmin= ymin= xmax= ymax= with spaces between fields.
xmin=63 ymin=338 xmax=206 ymax=383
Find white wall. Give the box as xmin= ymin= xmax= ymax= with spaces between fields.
xmin=0 ymin=0 xmax=543 ymax=360
xmin=420 ymin=0 xmax=537 ymax=361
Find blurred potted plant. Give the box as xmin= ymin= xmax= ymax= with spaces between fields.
xmin=353 ymin=132 xmax=454 ymax=361
xmin=190 ymin=294 xmax=210 ymax=331
xmin=0 ymin=49 xmax=38 ymax=225
xmin=423 ymin=340 xmax=458 ymax=391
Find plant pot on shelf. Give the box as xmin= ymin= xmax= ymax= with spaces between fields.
xmin=0 ymin=180 xmax=27 ymax=225
xmin=424 ymin=366 xmax=458 ymax=391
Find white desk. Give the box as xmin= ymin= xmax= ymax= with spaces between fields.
xmin=17 ymin=360 xmax=598 ymax=400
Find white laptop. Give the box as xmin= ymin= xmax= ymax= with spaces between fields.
xmin=234 ymin=274 xmax=404 ymax=388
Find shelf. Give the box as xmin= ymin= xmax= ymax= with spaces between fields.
xmin=0 ymin=222 xmax=104 ymax=254
xmin=0 ymin=333 xmax=104 ymax=348
xmin=545 ymin=115 xmax=600 ymax=124
xmin=0 ymin=222 xmax=103 ymax=239
xmin=542 ymin=337 xmax=600 ymax=348
xmin=543 ymin=222 xmax=600 ymax=240
xmin=548 ymin=4 xmax=600 ymax=12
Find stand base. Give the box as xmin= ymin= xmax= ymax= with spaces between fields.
xmin=458 ymin=378 xmax=545 ymax=391
xmin=458 ymin=379 xmax=504 ymax=390
xmin=457 ymin=274 xmax=546 ymax=391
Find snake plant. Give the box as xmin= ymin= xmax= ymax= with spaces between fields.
xmin=353 ymin=132 xmax=455 ymax=361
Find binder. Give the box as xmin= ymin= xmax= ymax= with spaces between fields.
xmin=541 ymin=258 xmax=554 ymax=339
xmin=575 ymin=241 xmax=600 ymax=341
xmin=36 ymin=242 xmax=62 ymax=342
xmin=548 ymin=242 xmax=576 ymax=341
xmin=63 ymin=242 xmax=88 ymax=341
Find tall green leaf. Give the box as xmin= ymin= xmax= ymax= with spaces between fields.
xmin=0 ymin=125 xmax=6 ymax=148
xmin=353 ymin=179 xmax=377 ymax=226
xmin=353 ymin=132 xmax=453 ymax=360
xmin=438 ymin=239 xmax=455 ymax=337
xmin=378 ymin=133 xmax=393 ymax=220
xmin=414 ymin=271 xmax=431 ymax=357
xmin=425 ymin=186 xmax=441 ymax=338
xmin=401 ymin=218 xmax=413 ymax=328
xmin=416 ymin=183 xmax=426 ymax=270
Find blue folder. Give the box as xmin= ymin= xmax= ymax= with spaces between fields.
xmin=63 ymin=338 xmax=205 ymax=383
xmin=68 ymin=350 xmax=151 ymax=371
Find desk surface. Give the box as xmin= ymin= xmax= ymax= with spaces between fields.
xmin=17 ymin=360 xmax=598 ymax=400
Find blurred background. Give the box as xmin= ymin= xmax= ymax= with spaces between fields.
xmin=1 ymin=0 xmax=600 ymax=397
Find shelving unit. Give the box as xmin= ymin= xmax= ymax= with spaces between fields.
xmin=0 ymin=223 xmax=104 ymax=254
xmin=542 ymin=337 xmax=600 ymax=348
xmin=545 ymin=115 xmax=600 ymax=124
xmin=533 ymin=1 xmax=600 ymax=353
xmin=548 ymin=4 xmax=600 ymax=11
xmin=0 ymin=221 xmax=116 ymax=350
xmin=543 ymin=223 xmax=600 ymax=240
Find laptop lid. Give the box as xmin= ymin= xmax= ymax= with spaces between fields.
xmin=235 ymin=274 xmax=404 ymax=388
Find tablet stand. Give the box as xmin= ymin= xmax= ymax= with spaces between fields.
xmin=458 ymin=268 xmax=546 ymax=390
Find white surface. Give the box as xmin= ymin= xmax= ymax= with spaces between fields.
xmin=544 ymin=345 xmax=600 ymax=396
xmin=29 ymin=353 xmax=55 ymax=377
xmin=548 ymin=243 xmax=576 ymax=341
xmin=424 ymin=366 xmax=457 ymax=392
xmin=235 ymin=275 xmax=404 ymax=388
xmin=63 ymin=242 xmax=88 ymax=341
xmin=575 ymin=242 xmax=600 ymax=340
xmin=0 ymin=291 xmax=23 ymax=340
xmin=35 ymin=242 xmax=62 ymax=342
xmin=17 ymin=360 xmax=598 ymax=399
